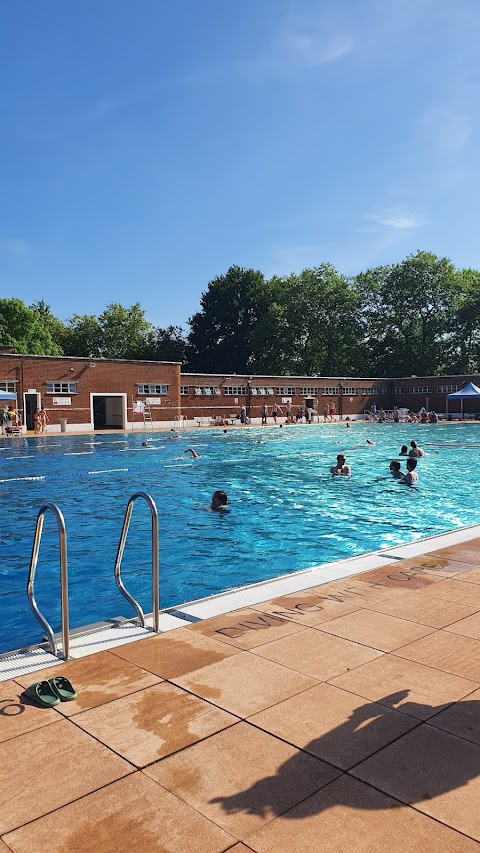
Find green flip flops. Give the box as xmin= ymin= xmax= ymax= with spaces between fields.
xmin=48 ymin=676 xmax=77 ymax=702
xmin=25 ymin=680 xmax=61 ymax=708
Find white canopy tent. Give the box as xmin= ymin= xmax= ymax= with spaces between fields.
xmin=446 ymin=382 xmax=480 ymax=417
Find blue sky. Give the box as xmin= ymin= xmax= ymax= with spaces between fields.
xmin=1 ymin=0 xmax=479 ymax=330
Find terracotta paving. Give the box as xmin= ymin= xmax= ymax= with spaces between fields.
xmin=2 ymin=537 xmax=480 ymax=851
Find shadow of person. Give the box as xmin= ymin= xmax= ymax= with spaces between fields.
xmin=211 ymin=690 xmax=480 ymax=820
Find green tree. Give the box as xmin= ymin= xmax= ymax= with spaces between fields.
xmin=0 ymin=298 xmax=62 ymax=355
xmin=446 ymin=268 xmax=480 ymax=373
xmin=63 ymin=303 xmax=152 ymax=359
xmin=186 ymin=266 xmax=269 ymax=373
xmin=142 ymin=325 xmax=186 ymax=363
xmin=355 ymin=251 xmax=457 ymax=375
xmin=30 ymin=301 xmax=67 ymax=351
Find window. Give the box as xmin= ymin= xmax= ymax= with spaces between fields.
xmin=0 ymin=382 xmax=16 ymax=393
xmin=224 ymin=386 xmax=246 ymax=395
xmin=437 ymin=385 xmax=461 ymax=393
xmin=180 ymin=386 xmax=189 ymax=395
xmin=277 ymin=387 xmax=296 ymax=396
xmin=380 ymin=387 xmax=388 ymax=394
xmin=194 ymin=386 xmax=221 ymax=395
xmin=360 ymin=387 xmax=377 ymax=395
xmin=395 ymin=387 xmax=403 ymax=395
xmin=46 ymin=382 xmax=77 ymax=394
xmin=342 ymin=387 xmax=359 ymax=396
xmin=301 ymin=387 xmax=319 ymax=396
xmin=321 ymin=387 xmax=337 ymax=396
xmin=136 ymin=384 xmax=168 ymax=395
xmin=408 ymin=386 xmax=432 ymax=394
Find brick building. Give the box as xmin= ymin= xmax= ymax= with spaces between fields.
xmin=1 ymin=349 xmax=479 ymax=431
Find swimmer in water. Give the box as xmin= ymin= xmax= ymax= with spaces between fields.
xmin=366 ymin=439 xmax=374 ymax=446
xmin=330 ymin=454 xmax=351 ymax=477
xmin=400 ymin=457 xmax=418 ymax=486
xmin=389 ymin=460 xmax=403 ymax=479
xmin=399 ymin=445 xmax=408 ymax=456
xmin=210 ymin=490 xmax=228 ymax=511
xmin=184 ymin=448 xmax=200 ymax=459
xmin=141 ymin=441 xmax=149 ymax=447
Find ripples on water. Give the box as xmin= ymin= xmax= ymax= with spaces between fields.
xmin=0 ymin=422 xmax=478 ymax=653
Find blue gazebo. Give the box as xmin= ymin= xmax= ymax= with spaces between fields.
xmin=446 ymin=382 xmax=480 ymax=417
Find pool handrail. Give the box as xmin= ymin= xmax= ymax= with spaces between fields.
xmin=114 ymin=491 xmax=160 ymax=632
xmin=27 ymin=502 xmax=70 ymax=660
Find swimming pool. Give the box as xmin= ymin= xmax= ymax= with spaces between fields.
xmin=0 ymin=422 xmax=478 ymax=655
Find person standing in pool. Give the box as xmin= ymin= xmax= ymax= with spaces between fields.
xmin=409 ymin=440 xmax=425 ymax=458
xmin=330 ymin=454 xmax=351 ymax=476
xmin=399 ymin=445 xmax=408 ymax=456
xmin=210 ymin=490 xmax=229 ymax=511
xmin=400 ymin=458 xmax=418 ymax=485
xmin=389 ymin=460 xmax=403 ymax=479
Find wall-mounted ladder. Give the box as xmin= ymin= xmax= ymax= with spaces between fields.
xmin=143 ymin=402 xmax=154 ymax=430
xmin=25 ymin=492 xmax=160 ymax=658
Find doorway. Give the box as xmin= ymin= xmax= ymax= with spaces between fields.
xmin=91 ymin=394 xmax=126 ymax=430
xmin=24 ymin=392 xmax=41 ymax=431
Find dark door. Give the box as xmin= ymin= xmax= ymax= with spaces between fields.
xmin=93 ymin=396 xmax=106 ymax=429
xmin=25 ymin=394 xmax=38 ymax=431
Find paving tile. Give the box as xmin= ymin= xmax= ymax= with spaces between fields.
xmin=187 ymin=608 xmax=305 ymax=649
xmin=415 ymin=579 xmax=480 ymax=607
xmin=453 ymin=567 xmax=480 ymax=584
xmin=145 ymin=722 xmax=339 ymax=839
xmin=317 ymin=610 xmax=434 ymax=652
xmin=309 ymin=579 xmax=409 ymax=606
xmin=0 ymin=719 xmax=131 ymax=834
xmin=363 ymin=590 xmax=479 ymax=628
xmin=0 ymin=840 xmax=12 ymax=853
xmin=227 ymin=846 xmax=256 ymax=852
xmin=353 ymin=565 xmax=440 ymax=591
xmin=395 ymin=630 xmax=480 ymax=681
xmin=351 ymin=723 xmax=480 ymax=841
xmin=110 ymin=626 xmax=241 ymax=679
xmin=0 ymin=679 xmax=61 ymax=744
xmin=447 ymin=612 xmax=480 ymax=641
xmin=329 ymin=654 xmax=479 ymax=719
xmin=427 ymin=541 xmax=480 ymax=565
xmin=252 ymin=630 xmax=383 ymax=681
xmin=14 ymin=650 xmax=161 ymax=716
xmin=250 ymin=593 xmax=361 ymax=627
xmin=244 ymin=774 xmax=479 ymax=853
xmin=429 ymin=686 xmax=480 ymax=746
xmin=396 ymin=554 xmax=478 ymax=576
xmin=3 ymin=772 xmax=234 ymax=853
xmin=73 ymin=681 xmax=237 ymax=766
xmin=248 ymin=683 xmax=418 ymax=770
xmin=172 ymin=651 xmax=317 ymax=717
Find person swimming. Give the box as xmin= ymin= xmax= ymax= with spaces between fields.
xmin=210 ymin=490 xmax=229 ymax=511
xmin=389 ymin=460 xmax=403 ymax=479
xmin=184 ymin=448 xmax=200 ymax=459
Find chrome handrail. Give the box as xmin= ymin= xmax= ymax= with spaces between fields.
xmin=27 ymin=503 xmax=70 ymax=660
xmin=114 ymin=492 xmax=160 ymax=632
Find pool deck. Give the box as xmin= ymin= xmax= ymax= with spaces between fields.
xmin=2 ymin=529 xmax=480 ymax=851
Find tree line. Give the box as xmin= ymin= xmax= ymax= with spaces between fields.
xmin=1 ymin=250 xmax=480 ymax=377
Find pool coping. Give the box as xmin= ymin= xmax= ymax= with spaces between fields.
xmin=2 ymin=520 xmax=480 ymax=683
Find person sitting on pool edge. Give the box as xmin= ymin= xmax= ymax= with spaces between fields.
xmin=400 ymin=457 xmax=418 ymax=486
xmin=210 ymin=490 xmax=228 ymax=511
xmin=330 ymin=454 xmax=351 ymax=477
xmin=389 ymin=460 xmax=403 ymax=479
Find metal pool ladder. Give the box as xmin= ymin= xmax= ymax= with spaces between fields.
xmin=27 ymin=502 xmax=70 ymax=660
xmin=114 ymin=491 xmax=160 ymax=632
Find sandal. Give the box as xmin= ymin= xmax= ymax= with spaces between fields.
xmin=25 ymin=680 xmax=60 ymax=708
xmin=48 ymin=676 xmax=77 ymax=702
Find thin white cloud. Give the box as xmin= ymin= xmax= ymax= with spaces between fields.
xmin=0 ymin=238 xmax=30 ymax=257
xmin=422 ymin=108 xmax=471 ymax=157
xmin=365 ymin=210 xmax=427 ymax=230
xmin=284 ymin=31 xmax=353 ymax=67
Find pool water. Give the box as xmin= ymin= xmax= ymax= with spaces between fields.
xmin=0 ymin=422 xmax=478 ymax=655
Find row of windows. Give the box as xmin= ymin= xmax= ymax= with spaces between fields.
xmin=46 ymin=382 xmax=78 ymax=394
xmin=194 ymin=386 xmax=221 ymax=395
xmin=0 ymin=381 xmax=16 ymax=392
xmin=437 ymin=385 xmax=461 ymax=393
xmin=136 ymin=384 xmax=169 ymax=395
xmin=408 ymin=386 xmax=432 ymax=394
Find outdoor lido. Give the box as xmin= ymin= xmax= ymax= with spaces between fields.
xmin=2 ymin=360 xmax=480 ymax=851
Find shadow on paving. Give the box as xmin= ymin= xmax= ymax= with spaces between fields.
xmin=212 ymin=690 xmax=480 ymax=819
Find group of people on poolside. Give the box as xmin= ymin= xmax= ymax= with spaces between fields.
xmin=366 ymin=405 xmax=438 ymax=424
xmin=330 ymin=439 xmax=425 ymax=486
xmin=33 ymin=407 xmax=49 ymax=435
